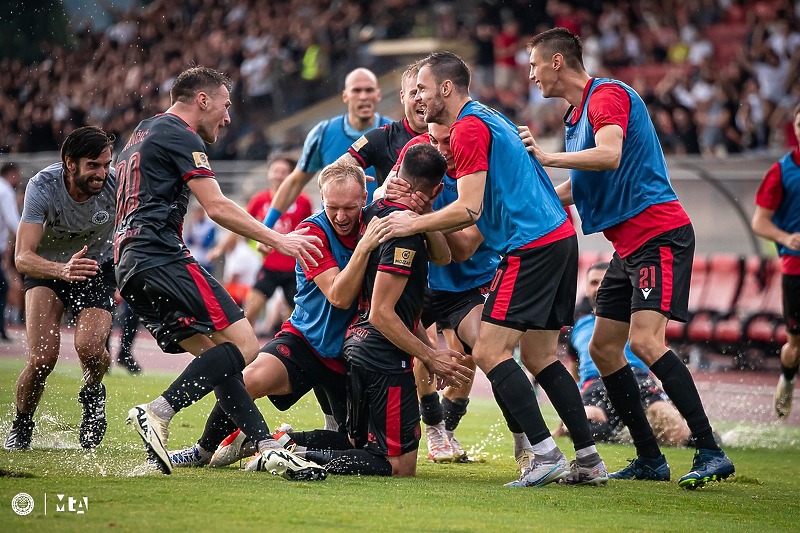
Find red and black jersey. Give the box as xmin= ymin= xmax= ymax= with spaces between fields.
xmin=342 ymin=199 xmax=428 ymax=374
xmin=114 ymin=113 xmax=214 ymax=286
xmin=347 ymin=118 xmax=422 ymax=187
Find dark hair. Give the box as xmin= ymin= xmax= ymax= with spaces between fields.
xmin=528 ymin=27 xmax=585 ymax=71
xmin=793 ymin=102 xmax=800 ymax=119
xmin=267 ymin=152 xmax=297 ymax=169
xmin=170 ymin=66 xmax=232 ymax=104
xmin=399 ymin=143 xmax=447 ymax=191
xmin=61 ymin=126 xmax=115 ymax=168
xmin=0 ymin=162 xmax=19 ymax=176
xmin=588 ymin=261 xmax=610 ymax=274
xmin=420 ymin=51 xmax=471 ymax=93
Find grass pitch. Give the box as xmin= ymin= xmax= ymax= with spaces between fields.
xmin=1 ymin=358 xmax=799 ymax=532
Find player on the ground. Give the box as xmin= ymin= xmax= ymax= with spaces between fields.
xmin=751 ymin=102 xmax=800 ymax=420
xmin=553 ymin=262 xmax=691 ymax=446
xmin=374 ymin=52 xmax=606 ymax=487
xmin=114 ymin=66 xmax=324 ymax=477
xmin=263 ymin=67 xmax=391 ymax=230
xmin=4 ymin=127 xmax=115 ymax=451
xmin=166 ymin=161 xmax=378 ymax=471
xmin=523 ymin=27 xmax=734 ymax=488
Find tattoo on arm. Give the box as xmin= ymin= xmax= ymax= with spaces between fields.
xmin=465 ymin=201 xmax=482 ymax=224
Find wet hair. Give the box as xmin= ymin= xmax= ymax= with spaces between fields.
xmin=588 ymin=261 xmax=610 ymax=274
xmin=419 ymin=51 xmax=471 ymax=94
xmin=266 ymin=152 xmax=297 ymax=169
xmin=317 ymin=159 xmax=366 ymax=191
xmin=170 ymin=66 xmax=232 ymax=104
xmin=528 ymin=27 xmax=585 ymax=71
xmin=61 ymin=126 xmax=115 ymax=169
xmin=399 ymin=143 xmax=447 ymax=192
xmin=0 ymin=162 xmax=19 ymax=176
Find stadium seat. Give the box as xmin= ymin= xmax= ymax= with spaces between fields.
xmin=711 ymin=256 xmax=769 ymax=346
xmin=684 ymin=253 xmax=743 ymax=346
xmin=666 ymin=254 xmax=710 ymax=343
xmin=743 ymin=258 xmax=786 ymax=351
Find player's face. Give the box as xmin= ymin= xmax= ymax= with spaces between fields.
xmin=343 ymin=73 xmax=381 ymax=121
xmin=198 ymin=85 xmax=232 ymax=144
xmin=528 ymin=46 xmax=556 ymax=98
xmin=415 ymin=66 xmax=446 ymax=124
xmin=267 ymin=159 xmax=292 ymax=191
xmin=794 ymin=111 xmax=800 ymax=145
xmin=321 ymin=180 xmax=366 ymax=237
xmin=67 ymin=147 xmax=113 ymax=197
xmin=401 ymin=73 xmax=427 ymax=133
xmin=585 ymin=268 xmax=607 ymax=310
xmin=428 ymin=123 xmax=454 ymax=172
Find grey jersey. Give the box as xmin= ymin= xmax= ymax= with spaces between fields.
xmin=21 ymin=163 xmax=116 ymax=264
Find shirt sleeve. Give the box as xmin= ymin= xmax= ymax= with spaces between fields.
xmin=20 ymin=178 xmax=48 ymax=225
xmin=451 ymin=116 xmax=490 ymax=179
xmin=347 ymin=126 xmax=386 ymax=169
xmin=299 ymin=221 xmax=339 ymax=280
xmin=377 ymin=234 xmax=423 ymax=276
xmin=298 ymin=120 xmax=328 ymax=174
xmin=165 ymin=128 xmax=216 ymax=182
xmin=587 ymin=83 xmax=631 ymax=136
xmin=754 ymin=162 xmax=784 ymax=210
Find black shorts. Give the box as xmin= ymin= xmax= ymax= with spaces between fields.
xmin=420 ymin=285 xmax=488 ymax=331
xmin=252 ymin=267 xmax=297 ymax=304
xmin=596 ymin=224 xmax=694 ymax=323
xmin=783 ymin=274 xmax=800 ymax=335
xmin=347 ymin=362 xmax=420 ymax=457
xmin=24 ymin=261 xmax=115 ymax=314
xmin=482 ymin=235 xmax=577 ymax=331
xmin=120 ymin=258 xmax=245 ymax=353
xmin=582 ymin=368 xmax=668 ymax=432
xmin=264 ymin=331 xmax=347 ymax=425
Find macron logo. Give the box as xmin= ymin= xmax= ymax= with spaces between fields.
xmin=641 ymin=288 xmax=652 ymax=299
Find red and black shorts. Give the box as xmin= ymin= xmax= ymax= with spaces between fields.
xmin=24 ymin=260 xmax=116 ymax=315
xmin=263 ymin=331 xmax=347 ymax=426
xmin=421 ymin=285 xmax=488 ymax=332
xmin=596 ymin=224 xmax=694 ymax=323
xmin=346 ymin=362 xmax=420 ymax=457
xmin=482 ymin=235 xmax=578 ymax=331
xmin=252 ymin=267 xmax=297 ymax=305
xmin=783 ymin=273 xmax=800 ymax=335
xmin=120 ymin=258 xmax=245 ymax=353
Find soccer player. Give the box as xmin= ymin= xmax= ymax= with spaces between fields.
xmin=167 ymin=161 xmax=379 ymax=471
xmin=4 ymin=127 xmax=115 ymax=451
xmin=375 ymin=52 xmax=607 ymax=487
xmin=751 ymin=102 xmax=800 ymax=420
xmin=523 ymin=27 xmax=734 ymax=488
xmin=554 ymin=262 xmax=691 ymax=447
xmin=263 ymin=67 xmax=392 ymax=229
xmin=115 ymin=66 xmax=324 ymax=477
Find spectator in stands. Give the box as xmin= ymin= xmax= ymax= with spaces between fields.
xmin=184 ymin=205 xmax=218 ymax=274
xmin=751 ymin=102 xmax=800 ymax=420
xmin=0 ymin=163 xmax=22 ymax=341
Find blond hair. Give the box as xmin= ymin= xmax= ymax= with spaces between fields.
xmin=318 ymin=160 xmax=367 ymax=191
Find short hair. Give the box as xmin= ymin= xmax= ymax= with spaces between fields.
xmin=399 ymin=143 xmax=446 ymax=191
xmin=266 ymin=152 xmax=297 ymax=169
xmin=588 ymin=261 xmax=610 ymax=274
xmin=401 ymin=60 xmax=421 ymax=85
xmin=170 ymin=66 xmax=232 ymax=104
xmin=0 ymin=162 xmax=19 ymax=176
xmin=419 ymin=51 xmax=471 ymax=93
xmin=318 ymin=160 xmax=366 ymax=191
xmin=528 ymin=27 xmax=585 ymax=71
xmin=61 ymin=126 xmax=115 ymax=168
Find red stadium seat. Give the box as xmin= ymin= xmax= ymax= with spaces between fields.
xmin=667 ymin=254 xmax=710 ymax=343
xmin=685 ymin=254 xmax=742 ymax=345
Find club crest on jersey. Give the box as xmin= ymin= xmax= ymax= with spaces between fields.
xmin=192 ymin=152 xmax=212 ymax=170
xmin=352 ymin=135 xmax=368 ymax=151
xmin=91 ymin=210 xmax=110 ymax=225
xmin=393 ymin=247 xmax=415 ymax=267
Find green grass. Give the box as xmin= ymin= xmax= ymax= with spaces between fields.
xmin=1 ymin=358 xmax=800 ymax=532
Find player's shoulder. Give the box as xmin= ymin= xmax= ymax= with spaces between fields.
xmin=29 ymin=163 xmax=64 ymax=189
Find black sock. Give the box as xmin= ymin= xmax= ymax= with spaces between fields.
xmin=492 ymin=383 xmax=524 ymax=434
xmin=161 ymin=342 xmax=246 ymax=412
xmin=419 ymin=392 xmax=443 ymax=426
xmin=782 ymin=364 xmax=799 ymax=382
xmin=308 ymin=449 xmax=392 ymax=476
xmin=486 ymin=359 xmax=550 ymax=445
xmin=442 ymin=397 xmax=469 ymax=432
xmin=650 ymin=350 xmax=719 ymax=451
xmin=15 ymin=410 xmax=33 ymax=423
xmin=290 ymin=429 xmax=354 ymax=450
xmin=197 ymin=402 xmax=238 ymax=452
xmin=213 ymin=372 xmax=271 ymax=443
xmin=602 ymin=365 xmax=661 ymax=458
xmin=535 ymin=360 xmax=595 ymax=450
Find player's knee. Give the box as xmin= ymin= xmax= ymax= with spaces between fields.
xmin=627 ymin=337 xmax=661 ymax=365
xmin=28 ymin=356 xmax=58 ymax=379
xmin=389 ymin=452 xmax=418 ymax=477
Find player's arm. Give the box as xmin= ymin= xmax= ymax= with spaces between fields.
xmin=368 ymin=270 xmax=472 ymax=388
xmin=374 ymin=171 xmax=486 ymax=242
xmin=444 ymin=225 xmax=483 ymax=263
xmin=423 ymin=230 xmax=451 ymax=266
xmin=264 ymin=166 xmax=316 ymax=227
xmin=527 ymin=124 xmax=623 ymax=170
xmin=312 ymin=218 xmax=381 ymax=309
xmin=188 ymin=177 xmax=322 ymax=270
xmin=752 ymin=205 xmax=800 ymax=250
xmin=15 ymin=222 xmax=98 ymax=281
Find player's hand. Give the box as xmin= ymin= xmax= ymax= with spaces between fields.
xmin=518 ymin=125 xmax=549 ymax=165
xmin=256 ymin=242 xmax=274 ymax=255
xmin=273 ymin=227 xmax=323 ymax=271
xmin=375 ymin=210 xmax=417 ymax=243
xmin=784 ymin=232 xmax=800 ymax=251
xmin=384 ymin=174 xmax=412 ymax=202
xmin=357 ymin=217 xmax=382 ymax=252
xmin=61 ymin=246 xmax=99 ymax=281
xmin=423 ymin=348 xmax=474 ymax=389
xmin=408 ymin=190 xmax=433 ymax=215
